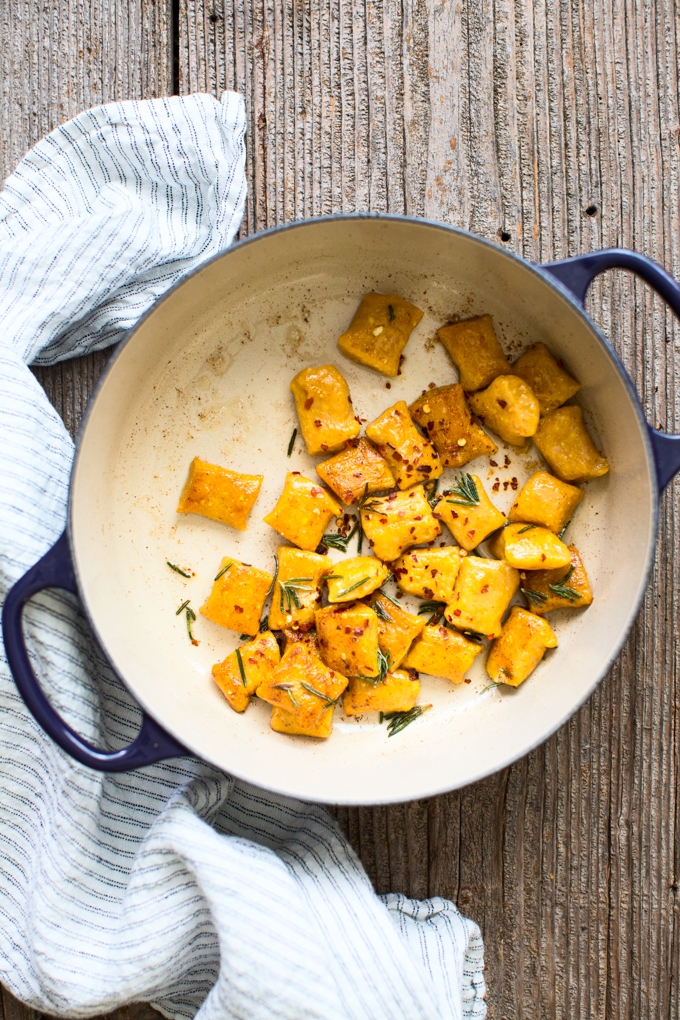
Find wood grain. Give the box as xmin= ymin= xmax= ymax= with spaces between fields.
xmin=179 ymin=1 xmax=680 ymax=1017
xmin=4 ymin=0 xmax=680 ymax=1017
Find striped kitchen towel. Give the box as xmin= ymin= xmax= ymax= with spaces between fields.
xmin=0 ymin=92 xmax=486 ymax=1019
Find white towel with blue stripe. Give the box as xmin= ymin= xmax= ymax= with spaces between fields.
xmin=0 ymin=91 xmax=486 ymax=1020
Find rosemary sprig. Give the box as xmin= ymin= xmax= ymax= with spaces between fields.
xmin=358 ymin=484 xmax=385 ymax=515
xmin=167 ymin=561 xmax=192 ymax=578
xmin=356 ymin=649 xmax=390 ymax=685
xmin=287 ymin=427 xmax=297 ymax=457
xmin=517 ymin=524 xmax=537 ymax=534
xmin=373 ymin=600 xmax=393 ymax=622
xmin=388 ymin=303 xmax=395 ymax=321
xmin=548 ymin=564 xmax=582 ymax=602
xmin=176 ymin=599 xmax=191 ymax=615
xmin=214 ymin=562 xmax=233 ymax=582
xmin=279 ymin=577 xmax=315 ymax=613
xmin=426 ymin=477 xmax=440 ymax=508
xmin=321 ymin=523 xmax=357 ymax=552
xmin=235 ymin=647 xmax=247 ymax=687
xmin=521 ymin=587 xmax=548 ymax=606
xmin=287 ymin=689 xmax=300 ymax=708
xmin=383 ymin=704 xmax=432 ymax=737
xmin=300 ymin=681 xmax=338 ymax=705
xmin=266 ymin=555 xmax=279 ymax=600
xmin=462 ymin=629 xmax=485 ymax=643
xmin=376 ymin=586 xmax=400 ymax=607
xmin=446 ymin=473 xmax=480 ymax=507
xmin=259 ymin=616 xmax=269 ymax=632
xmin=418 ymin=599 xmax=447 ymax=625
xmin=558 ymin=520 xmax=571 ymax=540
xmin=335 ymin=576 xmax=371 ymax=598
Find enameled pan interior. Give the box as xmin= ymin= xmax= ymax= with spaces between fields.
xmin=70 ymin=216 xmax=655 ymax=804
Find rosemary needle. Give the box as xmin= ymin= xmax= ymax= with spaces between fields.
xmin=235 ymin=647 xmax=247 ymax=687
xmin=287 ymin=428 xmax=297 ymax=457
xmin=214 ymin=562 xmax=233 ymax=581
xmin=167 ymin=561 xmax=192 ymax=578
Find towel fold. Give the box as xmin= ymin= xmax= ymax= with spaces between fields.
xmin=0 ymin=91 xmax=486 ymax=1020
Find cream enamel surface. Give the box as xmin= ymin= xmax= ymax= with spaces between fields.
xmin=70 ymin=218 xmax=655 ymax=805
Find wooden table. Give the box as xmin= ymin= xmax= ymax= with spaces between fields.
xmin=2 ymin=2 xmax=679 ymax=1017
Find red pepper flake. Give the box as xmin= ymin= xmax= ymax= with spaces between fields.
xmin=314 ymin=419 xmax=322 ymax=427
xmin=417 ymin=465 xmax=432 ymax=473
xmin=409 ymin=526 xmax=416 ymax=533
xmin=510 ymin=477 xmax=518 ymax=490
xmin=385 ymin=382 xmax=392 ymax=389
xmin=311 ymin=487 xmax=323 ymax=497
xmin=497 ymin=399 xmax=507 ymax=409
xmin=504 ymin=455 xmax=511 ymax=467
xmin=431 ymin=569 xmax=438 ymax=577
xmin=489 ymin=459 xmax=498 ymax=467
xmin=480 ymin=584 xmax=489 ymax=594
xmin=464 ymin=677 xmax=472 ymax=684
xmin=321 ymin=443 xmax=328 ymax=452
xmin=345 ymin=626 xmax=352 ymax=634
xmin=541 ymin=554 xmax=546 ymax=561
xmin=453 ymin=609 xmax=462 ymax=617
xmin=388 ymin=492 xmax=398 ymax=501
xmin=428 ymin=382 xmax=436 ymax=389
xmin=492 ymin=481 xmax=500 ymax=492
xmin=392 ymin=451 xmax=403 ymax=461
xmin=423 ymin=586 xmax=434 ymax=598
xmin=428 ymin=420 xmax=435 ymax=430
xmin=353 ymin=627 xmax=364 ymax=636
xmin=467 ymin=530 xmax=476 ymax=539
xmin=503 ymin=480 xmax=510 ymax=491
xmin=414 ymin=515 xmax=423 ymax=521
xmin=451 ymin=510 xmax=459 ymax=519
xmin=234 ymin=605 xmax=244 ymax=614
xmin=191 ymin=638 xmax=200 ymax=646
xmin=304 ymin=397 xmax=314 ymax=410
xmin=380 ymin=517 xmax=388 ymax=524
xmin=439 ymin=626 xmax=448 ymax=636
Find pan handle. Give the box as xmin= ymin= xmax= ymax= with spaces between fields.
xmin=1 ymin=531 xmax=188 ymax=771
xmin=541 ymin=248 xmax=680 ymax=491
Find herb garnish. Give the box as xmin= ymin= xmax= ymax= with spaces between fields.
xmin=426 ymin=477 xmax=440 ymax=508
xmin=300 ymin=681 xmax=337 ymax=705
xmin=548 ymin=564 xmax=582 ymax=602
xmin=521 ymin=587 xmax=548 ymax=606
xmin=279 ymin=577 xmax=314 ymax=613
xmin=418 ymin=600 xmax=447 ymax=625
xmin=480 ymin=682 xmax=509 ymax=695
xmin=175 ymin=599 xmax=196 ymax=640
xmin=214 ymin=562 xmax=234 ymax=582
xmin=167 ymin=562 xmax=192 ymax=578
xmin=235 ymin=647 xmax=247 ymax=687
xmin=558 ymin=520 xmax=571 ymax=540
xmin=376 ymin=585 xmax=400 ymax=607
xmin=462 ymin=629 xmax=485 ymax=643
xmin=357 ymin=649 xmax=390 ymax=685
xmin=270 ymin=682 xmax=300 ymax=708
xmin=335 ymin=576 xmax=371 ymax=598
xmin=374 ymin=600 xmax=393 ymax=622
xmin=287 ymin=428 xmax=297 ymax=457
xmin=260 ymin=617 xmax=269 ymax=632
xmin=446 ymin=473 xmax=480 ymax=507
xmin=266 ymin=555 xmax=279 ymax=600
xmin=517 ymin=524 xmax=537 ymax=534
xmin=383 ymin=704 xmax=432 ymax=737
xmin=388 ymin=303 xmax=395 ymax=321
xmin=321 ymin=523 xmax=357 ymax=552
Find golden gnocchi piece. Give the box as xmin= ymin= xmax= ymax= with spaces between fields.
xmin=270 ymin=705 xmax=334 ymax=738
xmin=486 ymin=606 xmax=557 ymax=686
xmin=211 ymin=631 xmax=281 ymax=713
xmin=316 ymin=437 xmax=395 ymax=506
xmin=468 ymin=375 xmax=540 ymax=446
xmin=365 ymin=400 xmax=443 ymax=490
xmin=392 ymin=547 xmax=461 ymax=602
xmin=512 ymin=343 xmax=581 ymax=415
xmin=437 ymin=314 xmax=511 ymax=392
xmin=489 ymin=523 xmax=572 ymax=570
xmin=445 ymin=556 xmax=519 ymax=639
xmin=325 ymin=556 xmax=389 ymax=603
xmin=315 ymin=602 xmax=380 ymax=677
xmin=263 ymin=472 xmax=342 ymax=551
xmin=533 ymin=406 xmax=609 ymax=481
xmin=177 ymin=457 xmax=263 ymax=531
xmin=508 ymin=470 xmax=584 ymax=534
xmin=409 ymin=384 xmax=497 ymax=468
xmin=360 ymin=485 xmax=442 ymax=562
xmin=521 ymin=546 xmax=593 ymax=615
xmin=433 ymin=473 xmax=506 ymax=551
xmin=282 ymin=628 xmax=320 ymax=654
xmin=343 ymin=670 xmax=421 ymax=716
xmin=200 ymin=557 xmax=273 ymax=636
xmin=268 ymin=546 xmax=333 ymax=631
xmin=368 ymin=593 xmax=425 ymax=670
xmin=337 ymin=293 xmax=424 ymax=376
xmin=257 ymin=641 xmax=348 ymax=729
xmin=403 ymin=625 xmax=482 ymax=684
xmin=290 ymin=364 xmax=361 ymax=456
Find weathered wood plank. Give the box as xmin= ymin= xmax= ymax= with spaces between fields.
xmin=0 ymin=1 xmax=171 ymax=1017
xmin=179 ymin=2 xmax=680 ymax=1017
